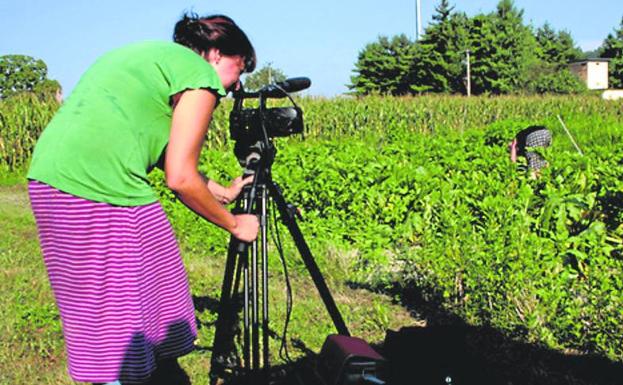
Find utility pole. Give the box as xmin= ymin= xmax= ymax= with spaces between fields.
xmin=465 ymin=50 xmax=471 ymax=97
xmin=415 ymin=0 xmax=423 ymax=41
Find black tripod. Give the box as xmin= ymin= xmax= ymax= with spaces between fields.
xmin=209 ymin=139 xmax=350 ymax=384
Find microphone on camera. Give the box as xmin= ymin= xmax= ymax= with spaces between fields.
xmin=256 ymin=77 xmax=311 ymax=98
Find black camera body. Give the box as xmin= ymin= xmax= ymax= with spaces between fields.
xmin=229 ymin=106 xmax=304 ymax=143
xmin=229 ymin=77 xmax=310 ymax=170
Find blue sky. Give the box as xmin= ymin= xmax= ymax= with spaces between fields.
xmin=1 ymin=1 xmax=620 ymax=97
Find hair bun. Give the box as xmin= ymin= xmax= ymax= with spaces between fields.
xmin=173 ymin=12 xmax=256 ymax=72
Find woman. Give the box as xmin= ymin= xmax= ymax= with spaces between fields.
xmin=27 ymin=13 xmax=259 ymax=385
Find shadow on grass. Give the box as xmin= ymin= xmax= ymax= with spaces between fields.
xmin=350 ymin=280 xmax=623 ymax=385
xmin=192 ymin=281 xmax=623 ymax=385
xmin=193 ymin=296 xmax=316 ymax=383
xmin=192 ymin=294 xmax=221 ymax=331
xmin=599 ymin=190 xmax=623 ymax=233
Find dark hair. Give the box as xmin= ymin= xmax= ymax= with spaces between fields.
xmin=173 ymin=13 xmax=256 ymax=73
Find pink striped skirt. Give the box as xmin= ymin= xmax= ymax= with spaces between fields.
xmin=28 ymin=181 xmax=197 ymax=383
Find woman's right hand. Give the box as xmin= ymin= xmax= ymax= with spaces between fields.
xmin=231 ymin=214 xmax=259 ymax=242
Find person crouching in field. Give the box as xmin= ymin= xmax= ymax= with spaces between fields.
xmin=509 ymin=125 xmax=552 ymax=178
xmin=27 ymin=13 xmax=259 ymax=385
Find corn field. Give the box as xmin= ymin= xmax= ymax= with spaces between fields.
xmin=2 ymin=94 xmax=622 ymax=169
xmin=0 ymin=94 xmax=59 ymax=171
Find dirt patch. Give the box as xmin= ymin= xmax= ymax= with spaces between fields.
xmin=0 ymin=184 xmax=30 ymax=211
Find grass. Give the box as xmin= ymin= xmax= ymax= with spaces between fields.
xmin=0 ymin=183 xmax=68 ymax=384
xmin=0 ymin=179 xmax=416 ymax=384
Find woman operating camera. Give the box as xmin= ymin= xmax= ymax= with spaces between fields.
xmin=27 ymin=13 xmax=258 ymax=385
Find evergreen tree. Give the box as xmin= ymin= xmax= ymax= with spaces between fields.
xmin=535 ymin=24 xmax=583 ymax=67
xmin=447 ymin=13 xmax=471 ymax=93
xmin=348 ymin=0 xmax=591 ymax=95
xmin=349 ymin=34 xmax=416 ymax=95
xmin=411 ymin=1 xmax=470 ymax=93
xmin=468 ymin=14 xmax=496 ymax=94
xmin=556 ymin=30 xmax=583 ymax=64
xmin=468 ymin=0 xmax=538 ymax=94
xmin=599 ymin=16 xmax=623 ymax=89
xmin=527 ymin=23 xmax=585 ymax=94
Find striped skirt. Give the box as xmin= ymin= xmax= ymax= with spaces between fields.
xmin=28 ymin=181 xmax=197 ymax=384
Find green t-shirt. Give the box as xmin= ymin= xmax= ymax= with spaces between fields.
xmin=28 ymin=41 xmax=226 ymax=206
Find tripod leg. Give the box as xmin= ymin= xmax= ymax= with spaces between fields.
xmin=267 ymin=181 xmax=351 ymax=337
xmin=261 ymin=186 xmax=270 ymax=369
xmin=243 ymin=246 xmax=250 ymax=369
xmin=252 ymin=230 xmax=260 ymax=370
xmin=210 ymin=236 xmax=245 ymax=382
xmin=210 ymin=190 xmax=254 ymax=382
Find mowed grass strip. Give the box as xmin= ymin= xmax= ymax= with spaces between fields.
xmin=0 ymin=184 xmax=69 ymax=384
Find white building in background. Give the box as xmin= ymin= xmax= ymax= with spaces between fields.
xmin=568 ymin=59 xmax=610 ymax=90
xmin=602 ymin=90 xmax=623 ymax=100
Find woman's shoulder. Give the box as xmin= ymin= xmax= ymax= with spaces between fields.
xmin=105 ymin=40 xmax=198 ymax=58
xmin=78 ymin=40 xmax=222 ymax=97
xmin=89 ymin=41 xmax=211 ymax=77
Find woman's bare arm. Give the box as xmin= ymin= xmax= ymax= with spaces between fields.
xmin=165 ymin=89 xmax=257 ymax=242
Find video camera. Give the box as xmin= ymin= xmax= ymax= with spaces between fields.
xmin=229 ymin=77 xmax=310 ymax=171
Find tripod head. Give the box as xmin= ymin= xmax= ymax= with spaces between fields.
xmin=229 ymin=77 xmax=310 ymax=176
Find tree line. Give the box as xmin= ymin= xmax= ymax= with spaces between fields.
xmin=0 ymin=55 xmax=61 ymax=100
xmin=349 ymin=0 xmax=623 ymax=96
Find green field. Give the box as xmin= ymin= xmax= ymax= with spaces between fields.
xmin=1 ymin=94 xmax=623 ymax=384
